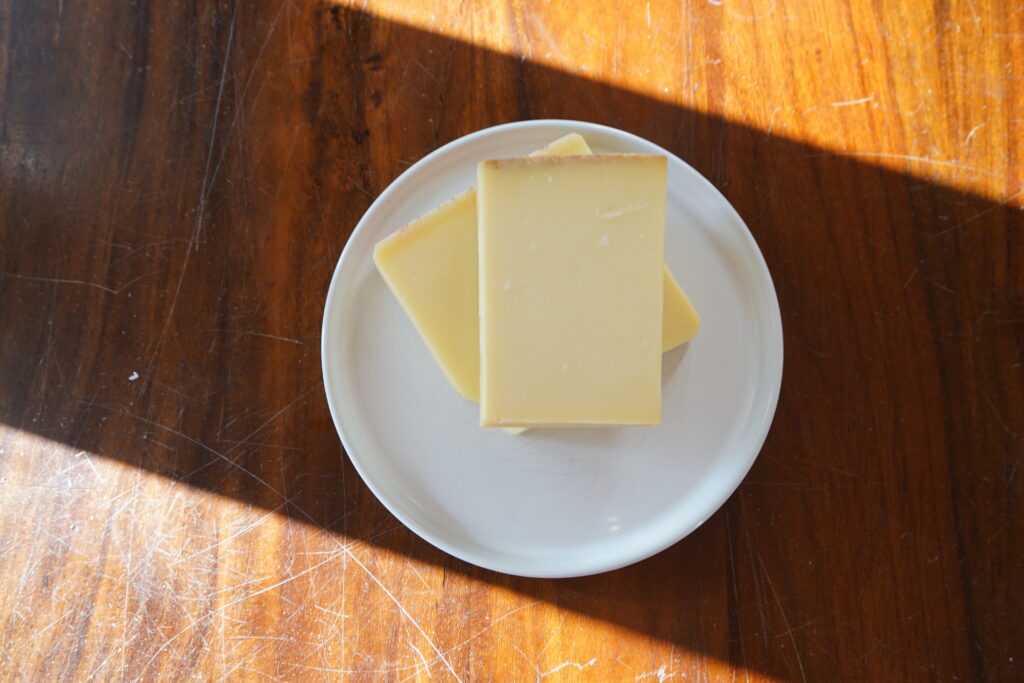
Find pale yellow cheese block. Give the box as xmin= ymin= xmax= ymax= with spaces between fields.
xmin=373 ymin=190 xmax=480 ymax=398
xmin=373 ymin=133 xmax=699 ymax=407
xmin=478 ymin=154 xmax=667 ymax=427
xmin=662 ymin=267 xmax=701 ymax=350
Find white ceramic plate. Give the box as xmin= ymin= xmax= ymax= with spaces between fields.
xmin=321 ymin=120 xmax=782 ymax=578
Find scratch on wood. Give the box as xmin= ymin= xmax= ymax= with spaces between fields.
xmin=903 ymin=268 xmax=918 ymax=289
xmin=407 ymin=563 xmax=432 ymax=592
xmin=341 ymin=546 xmax=464 ymax=682
xmin=757 ymin=553 xmax=807 ymax=683
xmin=766 ymin=106 xmax=781 ymax=135
xmin=313 ymin=604 xmax=347 ymax=619
xmin=0 ymin=272 xmax=117 ymax=294
xmin=112 ymin=407 xmax=289 ymax=501
xmin=984 ymin=393 xmax=1019 ymax=439
xmin=210 ymin=329 xmax=304 ymax=344
xmin=411 ymin=57 xmax=440 ymax=83
xmin=538 ymin=614 xmax=566 ymax=656
xmin=170 ymin=493 xmax=300 ymax=566
xmin=541 ymin=658 xmax=597 ymax=678
xmin=223 ymin=384 xmax=320 ymax=456
xmin=831 ymin=94 xmax=874 ymax=107
xmin=924 ymin=278 xmax=956 ymax=296
xmin=923 ymin=189 xmax=1024 ymax=237
xmin=23 ymin=607 xmax=76 ymax=643
xmin=525 ymin=13 xmax=566 ymax=62
xmin=512 ymin=642 xmax=540 ymax=676
xmin=964 ymin=0 xmax=981 ymax=24
xmin=218 ymin=549 xmax=346 ymax=612
xmin=964 ymin=123 xmax=986 ymax=145
xmin=635 ymin=664 xmax=677 ymax=681
xmin=405 ymin=639 xmax=431 ymax=678
xmin=146 ymin=5 xmax=237 ymax=371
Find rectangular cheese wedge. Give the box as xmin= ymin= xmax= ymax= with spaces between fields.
xmin=477 ymin=154 xmax=667 ymax=427
xmin=373 ymin=134 xmax=699 ymax=409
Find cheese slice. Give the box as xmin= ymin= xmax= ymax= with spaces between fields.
xmin=662 ymin=268 xmax=701 ymax=350
xmin=478 ymin=154 xmax=667 ymax=427
xmin=373 ymin=134 xmax=699 ymax=408
xmin=373 ymin=190 xmax=480 ymax=399
xmin=373 ymin=134 xmax=593 ymax=402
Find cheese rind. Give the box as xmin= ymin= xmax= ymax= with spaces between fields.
xmin=478 ymin=154 xmax=667 ymax=427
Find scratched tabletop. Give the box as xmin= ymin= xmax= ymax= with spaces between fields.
xmin=1 ymin=0 xmax=1021 ymax=681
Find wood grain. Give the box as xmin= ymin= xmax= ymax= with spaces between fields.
xmin=0 ymin=0 xmax=1020 ymax=680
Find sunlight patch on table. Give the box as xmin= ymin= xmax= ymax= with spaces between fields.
xmin=326 ymin=0 xmax=1017 ymax=205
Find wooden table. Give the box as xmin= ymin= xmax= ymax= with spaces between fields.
xmin=1 ymin=0 xmax=1020 ymax=680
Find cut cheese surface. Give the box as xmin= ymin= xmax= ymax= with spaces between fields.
xmin=373 ymin=191 xmax=480 ymax=399
xmin=478 ymin=154 xmax=667 ymax=427
xmin=662 ymin=268 xmax=701 ymax=350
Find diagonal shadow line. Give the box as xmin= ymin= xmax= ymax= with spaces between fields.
xmin=0 ymin=1 xmax=1020 ymax=680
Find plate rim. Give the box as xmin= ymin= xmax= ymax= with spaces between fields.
xmin=321 ymin=119 xmax=784 ymax=578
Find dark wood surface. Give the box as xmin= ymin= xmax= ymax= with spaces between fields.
xmin=1 ymin=0 xmax=1021 ymax=680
